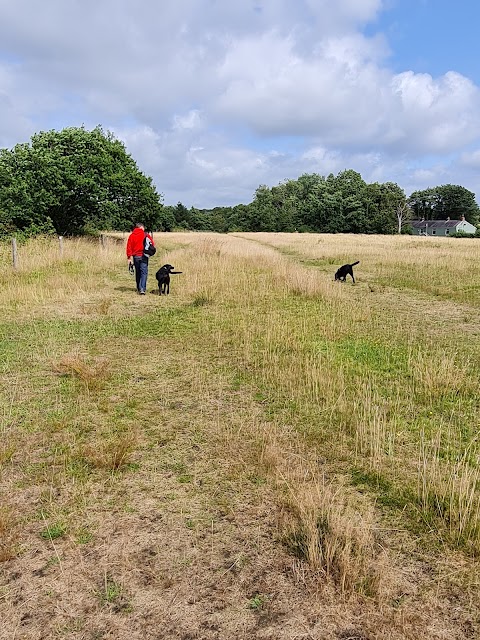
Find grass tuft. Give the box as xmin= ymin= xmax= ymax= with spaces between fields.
xmin=52 ymin=355 xmax=110 ymax=392
xmin=281 ymin=478 xmax=384 ymax=596
xmin=82 ymin=432 xmax=137 ymax=471
xmin=0 ymin=506 xmax=19 ymax=562
xmin=190 ymin=293 xmax=213 ymax=307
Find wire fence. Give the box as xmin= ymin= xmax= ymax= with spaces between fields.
xmin=4 ymin=232 xmax=128 ymax=271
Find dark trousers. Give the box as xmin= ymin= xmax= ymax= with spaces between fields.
xmin=133 ymin=256 xmax=148 ymax=293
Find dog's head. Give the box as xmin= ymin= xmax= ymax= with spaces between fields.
xmin=157 ymin=264 xmax=174 ymax=275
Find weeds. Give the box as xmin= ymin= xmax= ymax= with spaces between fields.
xmin=101 ymin=575 xmax=122 ymax=604
xmin=75 ymin=527 xmax=93 ymax=544
xmin=40 ymin=521 xmax=67 ymax=540
xmin=191 ymin=293 xmax=212 ymax=307
xmin=98 ymin=573 xmax=131 ymax=612
xmin=247 ymin=593 xmax=269 ymax=611
xmin=0 ymin=444 xmax=16 ymax=467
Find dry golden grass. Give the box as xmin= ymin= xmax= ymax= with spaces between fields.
xmin=0 ymin=231 xmax=479 ymax=639
xmin=418 ymin=431 xmax=480 ymax=551
xmin=52 ymin=354 xmax=110 ymax=392
xmin=236 ymin=231 xmax=480 ymax=304
xmin=82 ymin=432 xmax=138 ymax=471
xmin=0 ymin=235 xmax=118 ymax=286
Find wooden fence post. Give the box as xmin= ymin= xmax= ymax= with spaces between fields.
xmin=100 ymin=234 xmax=106 ymax=250
xmin=12 ymin=237 xmax=18 ymax=270
xmin=59 ymin=235 xmax=64 ymax=257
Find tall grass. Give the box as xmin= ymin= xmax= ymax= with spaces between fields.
xmin=0 ymin=235 xmax=125 ymax=313
xmin=197 ymin=233 xmax=480 ymax=555
xmin=237 ymin=231 xmax=480 ymax=305
xmin=418 ymin=431 xmax=480 ymax=550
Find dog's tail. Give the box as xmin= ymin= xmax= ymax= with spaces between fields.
xmin=350 ymin=261 xmax=360 ymax=267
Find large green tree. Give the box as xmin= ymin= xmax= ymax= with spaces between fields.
xmin=0 ymin=126 xmax=164 ymax=237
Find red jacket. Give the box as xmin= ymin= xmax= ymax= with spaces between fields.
xmin=126 ymin=227 xmax=154 ymax=258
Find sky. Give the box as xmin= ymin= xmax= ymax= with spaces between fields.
xmin=1 ymin=0 xmax=480 ymax=209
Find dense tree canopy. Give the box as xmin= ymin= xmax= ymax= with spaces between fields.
xmin=163 ymin=175 xmax=479 ymax=235
xmin=0 ymin=126 xmax=166 ymax=237
xmin=163 ymin=170 xmax=410 ymax=235
xmin=408 ymin=185 xmax=480 ymax=226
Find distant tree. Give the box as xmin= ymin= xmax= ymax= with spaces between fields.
xmin=0 ymin=126 xmax=163 ymax=237
xmin=162 ymin=171 xmax=479 ymax=237
xmin=172 ymin=202 xmax=191 ymax=229
xmin=209 ymin=207 xmax=230 ymax=232
xmin=271 ymin=182 xmax=298 ymax=231
xmin=436 ymin=184 xmax=479 ymax=225
xmin=232 ymin=171 xmax=407 ymax=235
xmin=0 ymin=143 xmax=57 ymax=237
xmin=188 ymin=207 xmax=207 ymax=230
xmin=407 ymin=187 xmax=436 ymax=221
xmin=396 ymin=202 xmax=412 ymax=234
xmin=156 ymin=205 xmax=176 ymax=231
xmin=248 ymin=185 xmax=277 ymax=231
xmin=226 ymin=204 xmax=250 ymax=231
xmin=291 ymin=173 xmax=326 ymax=231
xmin=380 ymin=182 xmax=407 ymax=234
xmin=408 ymin=185 xmax=479 ymax=225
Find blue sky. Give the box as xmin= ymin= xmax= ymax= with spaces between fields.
xmin=378 ymin=1 xmax=480 ymax=81
xmin=0 ymin=0 xmax=480 ymax=208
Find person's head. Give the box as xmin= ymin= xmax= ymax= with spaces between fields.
xmin=135 ymin=222 xmax=145 ymax=230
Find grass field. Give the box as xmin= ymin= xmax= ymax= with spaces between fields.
xmin=0 ymin=232 xmax=479 ymax=639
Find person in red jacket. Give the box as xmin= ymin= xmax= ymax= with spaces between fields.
xmin=126 ymin=223 xmax=155 ymax=294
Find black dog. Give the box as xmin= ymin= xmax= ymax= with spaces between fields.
xmin=155 ymin=264 xmax=182 ymax=295
xmin=335 ymin=261 xmax=359 ymax=283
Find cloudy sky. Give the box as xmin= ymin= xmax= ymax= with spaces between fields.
xmin=1 ymin=0 xmax=480 ymax=208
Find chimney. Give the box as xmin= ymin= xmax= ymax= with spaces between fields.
xmin=447 ymin=217 xmax=450 ymax=221
xmin=461 ymin=215 xmax=465 ymax=221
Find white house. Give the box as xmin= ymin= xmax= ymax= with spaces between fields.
xmin=411 ymin=216 xmax=477 ymax=236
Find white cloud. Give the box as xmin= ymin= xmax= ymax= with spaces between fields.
xmin=0 ymin=0 xmax=479 ymax=206
xmin=460 ymin=149 xmax=480 ymax=169
xmin=173 ymin=110 xmax=203 ymax=131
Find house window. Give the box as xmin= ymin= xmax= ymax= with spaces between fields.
xmin=432 ymin=229 xmax=436 ymax=234
xmin=446 ymin=229 xmax=449 ymax=234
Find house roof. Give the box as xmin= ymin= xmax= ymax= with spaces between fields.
xmin=411 ymin=219 xmax=463 ymax=229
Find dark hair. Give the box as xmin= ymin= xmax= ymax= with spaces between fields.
xmin=135 ymin=222 xmax=145 ymax=229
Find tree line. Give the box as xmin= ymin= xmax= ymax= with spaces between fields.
xmin=1 ymin=126 xmax=478 ymax=238
xmin=164 ymin=175 xmax=480 ymax=234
